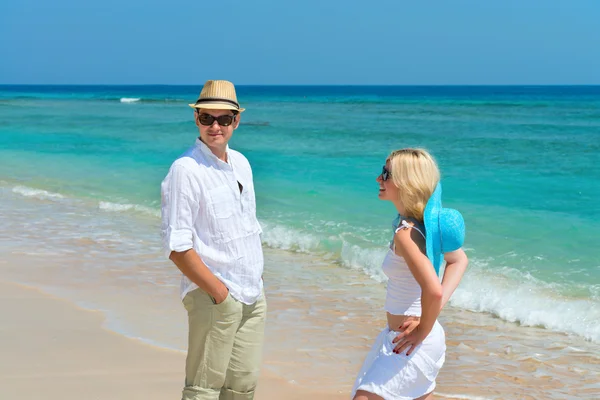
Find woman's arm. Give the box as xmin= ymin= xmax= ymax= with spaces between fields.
xmin=440 ymin=248 xmax=468 ymax=310
xmin=392 ymin=235 xmax=468 ymax=355
xmin=393 ymin=228 xmax=443 ymax=353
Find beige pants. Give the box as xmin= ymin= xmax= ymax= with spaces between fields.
xmin=182 ymin=288 xmax=267 ymax=400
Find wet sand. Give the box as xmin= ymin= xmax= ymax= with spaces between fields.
xmin=0 ymin=280 xmax=346 ymax=400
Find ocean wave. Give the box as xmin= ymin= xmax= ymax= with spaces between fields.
xmin=113 ymin=97 xmax=186 ymax=104
xmin=120 ymin=97 xmax=141 ymax=103
xmin=0 ymin=94 xmax=190 ymax=104
xmin=261 ymin=222 xmax=386 ymax=280
xmin=9 ymin=185 xmax=160 ymax=218
xmin=339 ymin=241 xmax=387 ymax=282
xmin=98 ymin=201 xmax=160 ymax=217
xmin=261 ymin=223 xmax=321 ymax=252
xmin=8 ymin=185 xmax=160 ymax=219
xmin=12 ymin=185 xmax=64 ymax=201
xmin=260 ymin=222 xmax=600 ymax=342
xmin=450 ymin=262 xmax=600 ymax=343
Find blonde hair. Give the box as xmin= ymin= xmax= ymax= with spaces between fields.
xmin=387 ymin=148 xmax=440 ymax=221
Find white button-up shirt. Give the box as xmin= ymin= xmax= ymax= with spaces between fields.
xmin=161 ymin=138 xmax=264 ymax=304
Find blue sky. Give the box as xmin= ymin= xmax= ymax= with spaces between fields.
xmin=1 ymin=0 xmax=599 ymax=85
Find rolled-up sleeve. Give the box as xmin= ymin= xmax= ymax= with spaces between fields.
xmin=161 ymin=163 xmax=198 ymax=258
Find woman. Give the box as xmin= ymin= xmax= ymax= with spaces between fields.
xmin=352 ymin=148 xmax=469 ymax=400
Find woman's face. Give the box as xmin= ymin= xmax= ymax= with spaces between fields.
xmin=376 ymin=160 xmax=399 ymax=202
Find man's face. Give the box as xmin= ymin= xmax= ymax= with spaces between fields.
xmin=195 ymin=108 xmax=240 ymax=149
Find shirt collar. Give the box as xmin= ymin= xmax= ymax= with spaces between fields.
xmin=195 ymin=138 xmax=230 ymax=165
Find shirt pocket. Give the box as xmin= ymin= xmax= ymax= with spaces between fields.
xmin=208 ymin=185 xmax=235 ymax=219
xmin=241 ymin=185 xmax=261 ymax=234
xmin=241 ymin=184 xmax=256 ymax=213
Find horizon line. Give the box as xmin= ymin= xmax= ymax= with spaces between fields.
xmin=2 ymin=83 xmax=600 ymax=87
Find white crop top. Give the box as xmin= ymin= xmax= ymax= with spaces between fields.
xmin=382 ymin=219 xmax=426 ymax=317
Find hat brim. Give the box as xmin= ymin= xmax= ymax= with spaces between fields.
xmin=424 ymin=182 xmax=443 ymax=275
xmin=188 ymin=103 xmax=245 ymax=113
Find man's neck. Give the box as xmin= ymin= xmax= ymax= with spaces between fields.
xmin=200 ymin=139 xmax=228 ymax=162
xmin=214 ymin=149 xmax=228 ymax=163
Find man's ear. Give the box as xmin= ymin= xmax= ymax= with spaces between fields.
xmin=233 ymin=113 xmax=241 ymax=129
xmin=193 ymin=110 xmax=200 ymax=127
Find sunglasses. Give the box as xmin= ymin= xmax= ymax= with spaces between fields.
xmin=197 ymin=113 xmax=236 ymax=127
xmin=380 ymin=165 xmax=391 ymax=181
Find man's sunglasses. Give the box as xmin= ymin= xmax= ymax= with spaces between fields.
xmin=197 ymin=113 xmax=236 ymax=127
xmin=381 ymin=165 xmax=391 ymax=181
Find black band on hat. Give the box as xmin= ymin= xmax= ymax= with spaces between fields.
xmin=194 ymin=97 xmax=240 ymax=109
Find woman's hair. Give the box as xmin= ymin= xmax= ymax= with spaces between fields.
xmin=387 ymin=148 xmax=440 ymax=221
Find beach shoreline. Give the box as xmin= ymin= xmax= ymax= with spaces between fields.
xmin=2 ymin=242 xmax=598 ymax=400
xmin=0 ymin=186 xmax=598 ymax=399
xmin=0 ymin=280 xmax=347 ymax=400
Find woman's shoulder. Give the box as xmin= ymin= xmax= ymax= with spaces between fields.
xmin=393 ymin=220 xmax=426 ymax=255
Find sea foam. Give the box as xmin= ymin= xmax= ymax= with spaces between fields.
xmin=12 ymin=185 xmax=64 ymax=201
xmin=260 ymin=222 xmax=600 ymax=343
xmin=450 ymin=262 xmax=600 ymax=343
xmin=98 ymin=201 xmax=160 ymax=217
xmin=120 ymin=97 xmax=141 ymax=103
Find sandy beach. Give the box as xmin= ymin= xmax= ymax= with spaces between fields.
xmin=0 ymin=281 xmax=346 ymax=400
xmin=3 ymin=258 xmax=598 ymax=400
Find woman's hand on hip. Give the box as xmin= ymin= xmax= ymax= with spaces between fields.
xmin=392 ymin=320 xmax=427 ymax=356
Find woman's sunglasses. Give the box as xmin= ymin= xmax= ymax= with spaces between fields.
xmin=380 ymin=165 xmax=391 ymax=181
xmin=197 ymin=113 xmax=236 ymax=127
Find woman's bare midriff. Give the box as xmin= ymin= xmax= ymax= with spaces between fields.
xmin=387 ymin=312 xmax=420 ymax=331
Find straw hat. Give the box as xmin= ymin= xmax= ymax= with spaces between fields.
xmin=188 ymin=80 xmax=245 ymax=112
xmin=423 ymin=183 xmax=465 ymax=275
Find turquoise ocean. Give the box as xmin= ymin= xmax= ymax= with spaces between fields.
xmin=1 ymin=85 xmax=599 ymax=398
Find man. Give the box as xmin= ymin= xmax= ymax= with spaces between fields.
xmin=161 ymin=80 xmax=266 ymax=400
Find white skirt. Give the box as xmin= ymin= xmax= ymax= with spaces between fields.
xmin=352 ymin=321 xmax=446 ymax=400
